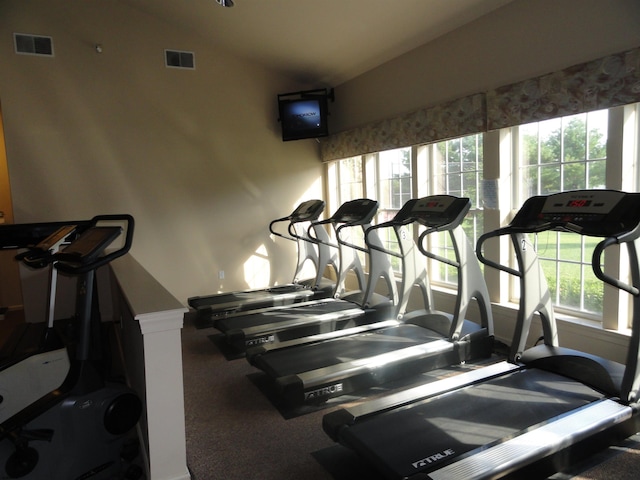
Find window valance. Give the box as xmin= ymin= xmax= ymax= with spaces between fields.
xmin=486 ymin=47 xmax=640 ymax=130
xmin=320 ymin=46 xmax=640 ymax=162
xmin=320 ymin=94 xmax=486 ymax=162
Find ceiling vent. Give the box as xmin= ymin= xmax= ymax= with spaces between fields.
xmin=14 ymin=33 xmax=54 ymax=56
xmin=165 ymin=50 xmax=195 ymax=70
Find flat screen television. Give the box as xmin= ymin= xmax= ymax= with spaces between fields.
xmin=278 ymin=89 xmax=331 ymax=142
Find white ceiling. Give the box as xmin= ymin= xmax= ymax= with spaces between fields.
xmin=126 ymin=0 xmax=514 ymax=86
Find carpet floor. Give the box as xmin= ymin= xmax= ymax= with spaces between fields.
xmin=181 ymin=315 xmax=640 ymax=480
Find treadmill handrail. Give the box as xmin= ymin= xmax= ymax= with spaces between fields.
xmin=307 ymin=214 xmax=376 ymax=252
xmin=269 ymin=216 xmax=320 ymax=244
xmin=476 ymin=227 xmax=522 ymax=278
xmin=478 ymin=223 xmax=640 ymax=285
xmin=417 ymin=228 xmax=460 ymax=269
xmin=304 ymin=198 xmax=379 ymax=249
xmin=335 ymin=222 xmax=371 ymax=255
xmin=362 ymin=194 xmax=473 ymax=269
xmin=268 ymin=199 xmax=324 ymax=243
xmin=267 ymin=217 xmax=303 ymax=243
xmin=478 ymin=228 xmax=558 ymax=359
xmin=305 ymin=219 xmax=340 ymax=249
xmin=593 ymin=236 xmax=640 ymax=296
xmin=363 ymin=218 xmax=414 ymax=259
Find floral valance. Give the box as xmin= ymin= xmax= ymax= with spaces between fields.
xmin=486 ymin=48 xmax=640 ymax=130
xmin=320 ymin=94 xmax=486 ymax=162
xmin=320 ymin=46 xmax=640 ymax=162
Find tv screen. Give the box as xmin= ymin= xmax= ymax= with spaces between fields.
xmin=278 ymin=95 xmax=329 ymax=142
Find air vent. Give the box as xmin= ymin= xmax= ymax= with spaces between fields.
xmin=14 ymin=33 xmax=54 ymax=56
xmin=165 ymin=50 xmax=195 ymax=69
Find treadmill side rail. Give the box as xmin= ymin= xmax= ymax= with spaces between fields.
xmin=248 ymin=319 xmax=402 ymax=359
xmin=323 ymin=361 xmax=520 ymax=440
xmin=194 ymin=288 xmax=314 ymax=314
xmin=208 ymin=296 xmax=326 ymax=322
xmin=234 ymin=306 xmax=364 ymax=338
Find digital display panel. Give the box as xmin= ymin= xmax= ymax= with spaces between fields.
xmin=413 ymin=196 xmax=455 ymax=213
xmin=511 ymin=190 xmax=640 ymax=237
xmin=566 ymin=199 xmax=592 ymax=208
xmin=541 ymin=190 xmax=625 ymax=216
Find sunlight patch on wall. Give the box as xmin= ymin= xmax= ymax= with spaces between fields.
xmin=244 ymin=244 xmax=270 ymax=289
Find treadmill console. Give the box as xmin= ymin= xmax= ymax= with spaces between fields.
xmin=289 ymin=199 xmax=325 ymax=222
xmin=511 ymin=190 xmax=640 ymax=237
xmin=395 ymin=195 xmax=471 ymax=229
xmin=330 ymin=198 xmax=379 ymax=225
xmin=57 ymin=226 xmax=123 ymax=264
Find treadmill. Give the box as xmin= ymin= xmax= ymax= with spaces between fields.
xmin=248 ymin=195 xmax=494 ymax=406
xmin=213 ymin=198 xmax=399 ymax=353
xmin=188 ymin=199 xmax=338 ymax=324
xmin=323 ymin=189 xmax=640 ymax=480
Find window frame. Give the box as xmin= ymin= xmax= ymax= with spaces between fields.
xmin=510 ymin=110 xmax=608 ymax=322
xmin=417 ymin=134 xmax=485 ymax=287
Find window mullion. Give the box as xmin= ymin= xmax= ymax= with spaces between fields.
xmin=602 ymin=106 xmax=630 ymax=330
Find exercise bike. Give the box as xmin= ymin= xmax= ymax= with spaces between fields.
xmin=0 ymin=215 xmax=142 ymax=479
xmin=0 ymin=224 xmax=78 ymax=425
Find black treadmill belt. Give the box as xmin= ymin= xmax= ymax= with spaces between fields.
xmin=190 ymin=291 xmax=272 ymax=310
xmin=259 ymin=324 xmax=444 ymax=377
xmin=340 ymin=368 xmax=604 ymax=480
xmin=216 ymin=300 xmax=359 ymax=332
xmin=190 ymin=285 xmax=309 ymax=310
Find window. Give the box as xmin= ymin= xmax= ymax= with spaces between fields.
xmin=423 ymin=134 xmax=484 ymax=286
xmin=517 ymin=111 xmax=607 ymax=198
xmin=325 ymin=103 xmax=640 ymax=332
xmin=376 ymin=148 xmax=412 ymax=272
xmin=327 ymin=149 xmax=412 ymax=274
xmin=337 ymin=156 xmax=363 ymax=203
xmin=514 ymin=110 xmax=608 ymax=319
xmin=377 ymin=148 xmax=412 ymax=221
xmin=326 ymin=156 xmax=367 ymax=270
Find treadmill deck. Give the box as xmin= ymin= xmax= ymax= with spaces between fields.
xmin=338 ymin=368 xmax=621 ymax=480
xmin=257 ymin=324 xmax=446 ymax=377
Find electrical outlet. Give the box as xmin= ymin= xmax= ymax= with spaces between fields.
xmin=218 ymin=270 xmax=225 ymax=280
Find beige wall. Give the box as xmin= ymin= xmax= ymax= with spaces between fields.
xmin=331 ymin=0 xmax=640 ymax=132
xmin=0 ymin=1 xmax=323 ymax=305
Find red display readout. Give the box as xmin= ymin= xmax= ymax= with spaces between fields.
xmin=566 ymin=199 xmax=591 ymax=208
